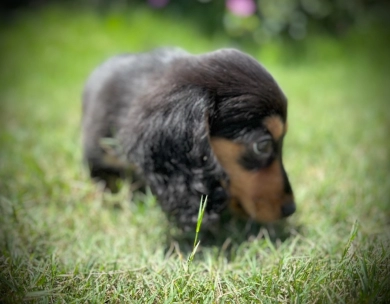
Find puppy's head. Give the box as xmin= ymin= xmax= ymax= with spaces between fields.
xmin=183 ymin=49 xmax=295 ymax=222
xmin=210 ymin=115 xmax=294 ymax=222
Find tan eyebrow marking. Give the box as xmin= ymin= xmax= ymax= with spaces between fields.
xmin=263 ymin=115 xmax=284 ymax=140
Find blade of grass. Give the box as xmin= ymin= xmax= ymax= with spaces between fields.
xmin=187 ymin=196 xmax=208 ymax=267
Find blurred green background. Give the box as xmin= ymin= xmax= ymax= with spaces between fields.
xmin=0 ymin=1 xmax=390 ymax=302
xmin=2 ymin=0 xmax=390 ymax=44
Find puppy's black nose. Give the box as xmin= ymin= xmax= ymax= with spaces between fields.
xmin=281 ymin=202 xmax=296 ymax=218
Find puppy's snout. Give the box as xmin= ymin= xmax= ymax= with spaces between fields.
xmin=281 ymin=201 xmax=296 ymax=218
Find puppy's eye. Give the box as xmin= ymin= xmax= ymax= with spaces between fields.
xmin=239 ymin=139 xmax=274 ymax=170
xmin=253 ymin=140 xmax=273 ymax=156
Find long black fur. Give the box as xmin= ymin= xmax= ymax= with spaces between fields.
xmin=82 ymin=48 xmax=287 ymax=230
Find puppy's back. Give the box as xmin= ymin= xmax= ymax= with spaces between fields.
xmin=83 ymin=47 xmax=188 ymax=120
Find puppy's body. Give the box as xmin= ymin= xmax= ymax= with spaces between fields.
xmin=82 ymin=47 xmax=295 ymax=229
xmin=82 ymin=47 xmax=188 ymax=171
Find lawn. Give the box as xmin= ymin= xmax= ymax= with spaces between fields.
xmin=0 ymin=5 xmax=389 ymax=303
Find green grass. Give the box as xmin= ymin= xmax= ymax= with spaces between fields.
xmin=1 ymin=5 xmax=389 ymax=303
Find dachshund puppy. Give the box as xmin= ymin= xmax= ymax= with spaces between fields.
xmin=82 ymin=47 xmax=295 ymax=230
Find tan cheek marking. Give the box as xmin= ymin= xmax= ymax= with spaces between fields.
xmin=210 ymin=138 xmax=285 ymax=222
xmin=264 ymin=115 xmax=284 ymax=140
xmin=250 ymin=160 xmax=284 ymax=221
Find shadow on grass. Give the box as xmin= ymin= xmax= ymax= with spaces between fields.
xmin=100 ymin=181 xmax=302 ymax=261
xmin=164 ymin=211 xmax=302 ymax=260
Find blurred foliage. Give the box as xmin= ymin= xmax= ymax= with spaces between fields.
xmin=1 ymin=0 xmax=389 ymax=46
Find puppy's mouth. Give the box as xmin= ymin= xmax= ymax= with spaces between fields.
xmin=229 ymin=197 xmax=250 ymax=218
xmin=228 ymin=195 xmax=295 ymax=222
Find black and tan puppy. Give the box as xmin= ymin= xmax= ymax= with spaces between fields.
xmin=82 ymin=47 xmax=295 ymax=230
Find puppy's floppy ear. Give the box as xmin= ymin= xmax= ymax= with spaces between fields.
xmin=121 ymin=86 xmax=228 ymax=230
